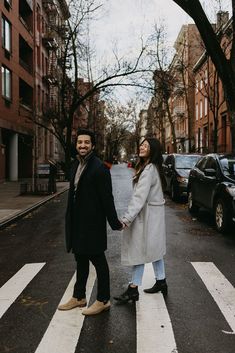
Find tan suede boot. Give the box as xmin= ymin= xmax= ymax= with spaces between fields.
xmin=82 ymin=300 xmax=110 ymax=316
xmin=58 ymin=297 xmax=87 ymax=310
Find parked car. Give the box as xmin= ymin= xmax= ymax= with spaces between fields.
xmin=163 ymin=153 xmax=202 ymax=201
xmin=187 ymin=153 xmax=235 ymax=233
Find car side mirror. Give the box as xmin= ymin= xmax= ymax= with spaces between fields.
xmin=204 ymin=168 xmax=216 ymax=177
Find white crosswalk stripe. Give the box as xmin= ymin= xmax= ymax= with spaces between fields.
xmin=137 ymin=263 xmax=178 ymax=353
xmin=34 ymin=265 xmax=96 ymax=353
xmin=1 ymin=261 xmax=235 ymax=352
xmin=0 ymin=263 xmax=46 ymax=319
xmin=191 ymin=262 xmax=235 ymax=335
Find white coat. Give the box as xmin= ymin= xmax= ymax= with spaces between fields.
xmin=121 ymin=163 xmax=166 ymax=266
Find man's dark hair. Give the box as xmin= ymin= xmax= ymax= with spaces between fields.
xmin=77 ymin=129 xmax=96 ymax=146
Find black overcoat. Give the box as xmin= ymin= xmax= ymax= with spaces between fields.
xmin=65 ymin=153 xmax=121 ymax=254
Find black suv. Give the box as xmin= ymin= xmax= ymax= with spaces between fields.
xmin=188 ymin=154 xmax=235 ymax=232
xmin=163 ymin=154 xmax=202 ymax=201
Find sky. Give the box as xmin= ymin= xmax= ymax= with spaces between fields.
xmin=91 ymin=0 xmax=190 ymax=60
xmin=89 ymin=0 xmax=232 ymax=104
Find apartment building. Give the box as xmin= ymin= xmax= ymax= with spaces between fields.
xmin=166 ymin=24 xmax=203 ymax=153
xmin=36 ymin=0 xmax=69 ymax=166
xmin=193 ymin=12 xmax=231 ymax=153
xmin=0 ymin=0 xmax=69 ymax=183
xmin=146 ymin=24 xmax=203 ymax=154
xmin=0 ymin=0 xmax=34 ymax=182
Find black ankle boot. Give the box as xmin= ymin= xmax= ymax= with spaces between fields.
xmin=113 ymin=285 xmax=139 ymax=303
xmin=144 ymin=279 xmax=168 ymax=296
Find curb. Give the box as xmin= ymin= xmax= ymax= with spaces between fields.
xmin=0 ymin=187 xmax=69 ymax=230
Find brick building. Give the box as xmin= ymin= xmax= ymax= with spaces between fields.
xmin=36 ymin=0 xmax=69 ymax=166
xmin=0 ymin=0 xmax=69 ymax=183
xmin=0 ymin=0 xmax=34 ymax=182
xmin=193 ymin=12 xmax=232 ymax=153
xmin=166 ymin=24 xmax=203 ymax=153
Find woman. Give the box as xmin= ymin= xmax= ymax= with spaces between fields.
xmin=114 ymin=137 xmax=167 ymax=303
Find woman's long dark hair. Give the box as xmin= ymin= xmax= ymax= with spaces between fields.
xmin=133 ymin=137 xmax=166 ymax=190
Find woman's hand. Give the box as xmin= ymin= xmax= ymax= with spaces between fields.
xmin=121 ymin=222 xmax=127 ymax=229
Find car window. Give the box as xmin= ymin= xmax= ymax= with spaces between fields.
xmin=195 ymin=157 xmax=206 ymax=171
xmin=165 ymin=156 xmax=173 ymax=165
xmin=175 ymin=155 xmax=201 ymax=169
xmin=219 ymin=156 xmax=235 ymax=178
xmin=204 ymin=157 xmax=217 ymax=170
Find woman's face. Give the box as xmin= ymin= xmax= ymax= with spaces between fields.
xmin=139 ymin=140 xmax=150 ymax=159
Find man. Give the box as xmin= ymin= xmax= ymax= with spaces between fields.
xmin=58 ymin=129 xmax=122 ymax=315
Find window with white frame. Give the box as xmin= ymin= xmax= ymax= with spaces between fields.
xmin=200 ymin=100 xmax=203 ymax=118
xmin=196 ymin=103 xmax=199 ymax=120
xmin=200 ymin=79 xmax=203 ymax=90
xmin=2 ymin=66 xmax=12 ymax=100
xmin=204 ymin=97 xmax=208 ymax=116
xmin=195 ymin=132 xmax=198 ymax=149
xmin=196 ymin=79 xmax=199 ymax=93
xmin=2 ymin=16 xmax=11 ymax=52
xmin=205 ymin=69 xmax=208 ymax=85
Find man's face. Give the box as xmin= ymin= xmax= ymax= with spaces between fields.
xmin=76 ymin=134 xmax=93 ymax=157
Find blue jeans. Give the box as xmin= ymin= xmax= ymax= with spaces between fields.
xmin=131 ymin=259 xmax=166 ymax=286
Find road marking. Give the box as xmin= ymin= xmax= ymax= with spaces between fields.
xmin=0 ymin=263 xmax=46 ymax=319
xmin=191 ymin=262 xmax=235 ymax=334
xmin=136 ymin=263 xmax=178 ymax=353
xmin=35 ymin=265 xmax=96 ymax=353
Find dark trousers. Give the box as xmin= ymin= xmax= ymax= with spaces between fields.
xmin=73 ymin=252 xmax=110 ymax=302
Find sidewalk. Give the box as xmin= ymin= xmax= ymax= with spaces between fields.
xmin=0 ymin=180 xmax=69 ymax=229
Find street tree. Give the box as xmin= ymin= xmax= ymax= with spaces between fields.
xmin=104 ymin=99 xmax=141 ymax=162
xmin=148 ymin=24 xmax=178 ymax=152
xmin=172 ymin=0 xmax=235 ymax=153
xmin=34 ymin=0 xmax=153 ymax=177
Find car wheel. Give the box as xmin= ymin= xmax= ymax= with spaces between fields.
xmin=188 ymin=190 xmax=199 ymax=214
xmin=214 ymin=198 xmax=230 ymax=233
xmin=171 ymin=182 xmax=179 ymax=201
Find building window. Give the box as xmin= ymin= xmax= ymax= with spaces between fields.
xmin=196 ymin=80 xmax=199 ymax=93
xmin=195 ymin=132 xmax=198 ymax=150
xmin=4 ymin=0 xmax=12 ymax=11
xmin=2 ymin=16 xmax=11 ymax=52
xmin=200 ymin=79 xmax=203 ymax=90
xmin=204 ymin=97 xmax=208 ymax=116
xmin=37 ymin=46 xmax=40 ymax=68
xmin=1 ymin=66 xmax=12 ymax=100
xmin=37 ymin=5 xmax=41 ymax=32
xmin=205 ymin=69 xmax=208 ymax=85
xmin=195 ymin=103 xmax=198 ymax=120
xmin=200 ymin=100 xmax=203 ymax=118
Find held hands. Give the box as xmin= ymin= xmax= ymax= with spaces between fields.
xmin=118 ymin=221 xmax=127 ymax=230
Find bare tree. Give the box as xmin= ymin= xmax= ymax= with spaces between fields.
xmin=104 ymin=99 xmax=141 ymax=162
xmin=32 ymin=0 xmax=155 ymax=176
xmin=148 ymin=24 xmax=178 ymax=152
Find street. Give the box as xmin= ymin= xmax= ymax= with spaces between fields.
xmin=0 ymin=164 xmax=235 ymax=353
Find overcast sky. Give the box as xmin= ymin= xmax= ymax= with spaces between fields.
xmin=91 ymin=0 xmax=231 ymax=56
xmin=89 ymin=0 xmax=232 ymax=103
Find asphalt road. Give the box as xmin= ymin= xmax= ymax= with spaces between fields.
xmin=0 ymin=164 xmax=235 ymax=353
